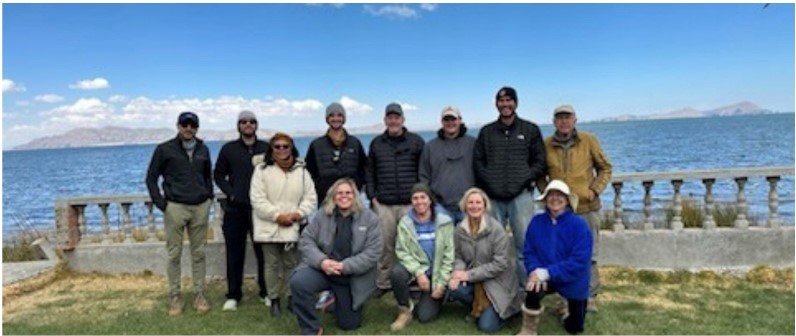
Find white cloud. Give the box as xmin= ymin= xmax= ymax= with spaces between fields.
xmin=69 ymin=77 xmax=110 ymax=90
xmin=34 ymin=94 xmax=65 ymax=103
xmin=45 ymin=98 xmax=115 ymax=125
xmin=16 ymin=101 xmax=30 ymax=106
xmin=364 ymin=5 xmax=419 ymax=19
xmin=419 ymin=4 xmax=438 ymax=11
xmin=2 ymin=79 xmax=26 ymax=93
xmin=108 ymin=95 xmax=128 ymax=103
xmin=339 ymin=96 xmax=374 ymax=116
xmin=397 ymin=102 xmax=419 ymax=112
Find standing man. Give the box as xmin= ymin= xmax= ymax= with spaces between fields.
xmin=366 ymin=102 xmax=425 ymax=297
xmin=306 ymin=102 xmax=368 ymax=204
xmin=419 ymin=106 xmax=476 ymax=223
xmin=214 ymin=110 xmax=269 ymax=312
xmin=541 ymin=104 xmax=612 ymax=312
xmin=473 ymin=86 xmax=547 ymax=285
xmin=146 ymin=111 xmax=214 ymax=316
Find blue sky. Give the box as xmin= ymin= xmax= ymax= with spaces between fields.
xmin=2 ymin=3 xmax=794 ymax=148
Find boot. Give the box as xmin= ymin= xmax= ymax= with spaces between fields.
xmin=516 ymin=305 xmax=544 ymax=336
xmin=556 ymin=296 xmax=569 ymax=317
xmin=390 ymin=301 xmax=414 ymax=331
xmin=270 ymin=298 xmax=282 ymax=318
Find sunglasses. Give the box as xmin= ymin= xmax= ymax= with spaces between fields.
xmin=442 ymin=116 xmax=458 ymax=121
xmin=272 ymin=144 xmax=291 ymax=150
xmin=179 ymin=122 xmax=199 ymax=128
xmin=239 ymin=119 xmax=257 ymax=125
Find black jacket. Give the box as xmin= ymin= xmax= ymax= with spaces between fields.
xmin=146 ymin=136 xmax=214 ymax=211
xmin=213 ymin=137 xmax=268 ymax=209
xmin=366 ymin=128 xmax=425 ymax=205
xmin=305 ymin=133 xmax=368 ymax=204
xmin=473 ymin=117 xmax=547 ymax=200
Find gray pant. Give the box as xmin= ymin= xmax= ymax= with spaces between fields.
xmin=164 ymin=199 xmax=211 ymax=297
xmin=580 ymin=210 xmax=601 ymax=297
xmin=262 ymin=242 xmax=299 ymax=301
xmin=490 ymin=190 xmax=534 ymax=286
xmin=373 ymin=202 xmax=408 ymax=289
xmin=390 ymin=264 xmax=443 ymax=323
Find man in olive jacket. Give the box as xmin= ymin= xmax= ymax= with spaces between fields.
xmin=539 ymin=104 xmax=612 ymax=311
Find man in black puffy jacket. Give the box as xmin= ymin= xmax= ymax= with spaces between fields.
xmin=145 ymin=111 xmax=214 ymax=316
xmin=473 ymin=87 xmax=547 ymax=285
xmin=365 ymin=103 xmax=425 ymax=295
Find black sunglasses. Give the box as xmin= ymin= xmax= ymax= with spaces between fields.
xmin=239 ymin=119 xmax=257 ymax=125
xmin=272 ymin=144 xmax=291 ymax=150
xmin=179 ymin=121 xmax=199 ymax=128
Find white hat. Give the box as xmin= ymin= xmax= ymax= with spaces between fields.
xmin=440 ymin=106 xmax=461 ymax=119
xmin=536 ymin=179 xmax=579 ymax=210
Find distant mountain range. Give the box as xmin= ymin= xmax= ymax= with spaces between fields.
xmin=596 ymin=101 xmax=774 ymax=122
xmin=11 ymin=101 xmax=784 ymax=150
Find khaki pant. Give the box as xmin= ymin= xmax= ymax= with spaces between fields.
xmin=580 ymin=210 xmax=601 ymax=297
xmin=373 ymin=202 xmax=408 ymax=289
xmin=164 ymin=199 xmax=211 ymax=297
xmin=262 ymin=242 xmax=299 ymax=301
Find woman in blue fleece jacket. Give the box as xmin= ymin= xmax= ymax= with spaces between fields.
xmin=518 ymin=180 xmax=593 ymax=335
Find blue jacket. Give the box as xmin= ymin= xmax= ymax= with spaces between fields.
xmin=522 ymin=209 xmax=593 ymax=300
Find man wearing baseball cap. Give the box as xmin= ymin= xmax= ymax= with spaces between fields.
xmin=539 ymin=104 xmax=612 ymax=313
xmin=366 ymin=102 xmax=425 ymax=296
xmin=473 ymin=86 xmax=547 ymax=286
xmin=146 ymin=111 xmax=214 ymax=316
xmin=419 ymin=106 xmax=476 ymax=223
xmin=214 ymin=110 xmax=270 ymax=312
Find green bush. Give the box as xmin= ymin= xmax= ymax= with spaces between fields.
xmin=666 ymin=198 xmax=752 ymax=228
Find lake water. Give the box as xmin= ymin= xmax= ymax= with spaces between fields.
xmin=3 ymin=113 xmax=794 ymax=235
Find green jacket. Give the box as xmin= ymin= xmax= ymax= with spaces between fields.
xmin=395 ymin=211 xmax=455 ymax=289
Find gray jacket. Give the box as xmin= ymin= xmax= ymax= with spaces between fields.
xmin=419 ymin=127 xmax=476 ymax=209
xmin=454 ymin=215 xmax=522 ymax=319
xmin=297 ymin=208 xmax=383 ymax=310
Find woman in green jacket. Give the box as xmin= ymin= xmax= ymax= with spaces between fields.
xmin=389 ymin=183 xmax=455 ymax=331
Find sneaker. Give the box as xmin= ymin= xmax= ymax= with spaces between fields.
xmin=315 ymin=291 xmax=335 ymax=311
xmin=587 ymin=298 xmax=598 ymax=313
xmin=260 ymin=295 xmax=272 ymax=307
xmin=222 ymin=299 xmax=238 ymax=312
xmin=193 ymin=292 xmax=211 ymax=314
xmin=168 ymin=295 xmax=183 ymax=317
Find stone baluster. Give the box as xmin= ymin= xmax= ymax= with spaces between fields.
xmin=121 ymin=202 xmax=133 ymax=243
xmin=612 ymin=182 xmax=624 ymax=232
xmin=670 ymin=180 xmax=684 ymax=230
xmin=145 ymin=202 xmax=158 ymax=242
xmin=99 ymin=203 xmax=112 ymax=244
xmin=642 ymin=181 xmax=654 ymax=230
xmin=702 ymin=179 xmax=716 ymax=230
xmin=734 ymin=177 xmax=749 ymax=229
xmin=74 ymin=204 xmax=87 ymax=245
xmin=212 ymin=200 xmax=224 ymax=242
xmin=766 ymin=176 xmax=780 ymax=228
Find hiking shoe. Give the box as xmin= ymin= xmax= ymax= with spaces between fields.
xmin=587 ymin=298 xmax=598 ymax=313
xmin=222 ymin=299 xmax=238 ymax=312
xmin=168 ymin=295 xmax=183 ymax=317
xmin=315 ymin=291 xmax=335 ymax=311
xmin=193 ymin=292 xmax=211 ymax=314
xmin=260 ymin=295 xmax=272 ymax=307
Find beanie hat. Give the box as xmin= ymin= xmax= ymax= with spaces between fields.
xmin=325 ymin=102 xmax=346 ymax=119
xmin=410 ymin=183 xmax=436 ymax=204
xmin=495 ymin=86 xmax=518 ymax=105
xmin=238 ymin=110 xmax=257 ymax=122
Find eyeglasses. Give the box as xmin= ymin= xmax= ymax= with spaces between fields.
xmin=179 ymin=122 xmax=198 ymax=128
xmin=272 ymin=144 xmax=291 ymax=150
xmin=239 ymin=119 xmax=257 ymax=125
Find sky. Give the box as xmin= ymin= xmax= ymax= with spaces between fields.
xmin=2 ymin=3 xmax=794 ymax=149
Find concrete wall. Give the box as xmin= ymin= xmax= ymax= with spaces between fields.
xmin=65 ymin=227 xmax=795 ymax=277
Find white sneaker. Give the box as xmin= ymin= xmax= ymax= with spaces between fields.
xmin=222 ymin=299 xmax=238 ymax=311
xmin=260 ymin=296 xmax=272 ymax=307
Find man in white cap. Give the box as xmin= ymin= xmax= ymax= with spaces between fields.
xmin=419 ymin=106 xmax=476 ymax=223
xmin=539 ymin=104 xmax=612 ymax=312
xmin=214 ymin=110 xmax=269 ymax=311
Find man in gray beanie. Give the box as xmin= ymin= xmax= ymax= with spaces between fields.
xmin=214 ymin=110 xmax=270 ymax=312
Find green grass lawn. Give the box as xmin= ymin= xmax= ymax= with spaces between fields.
xmin=3 ymin=265 xmax=793 ymax=335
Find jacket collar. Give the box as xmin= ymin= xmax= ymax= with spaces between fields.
xmin=551 ymin=129 xmax=579 ymax=148
xmin=458 ymin=215 xmax=495 ymax=236
xmin=382 ymin=127 xmax=408 ymax=141
xmin=436 ymin=124 xmax=468 ymax=140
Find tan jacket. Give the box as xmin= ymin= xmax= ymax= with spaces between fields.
xmin=250 ymin=157 xmax=317 ymax=243
xmin=541 ymin=130 xmax=612 ymax=213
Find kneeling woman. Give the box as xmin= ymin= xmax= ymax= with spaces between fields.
xmin=448 ymin=187 xmax=523 ymax=333
xmin=389 ymin=183 xmax=455 ymax=331
xmin=289 ymin=178 xmax=382 ymax=335
xmin=519 ymin=180 xmax=593 ymax=335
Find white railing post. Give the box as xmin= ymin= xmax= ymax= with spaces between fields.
xmin=670 ymin=180 xmax=684 ymax=230
xmin=702 ymin=179 xmax=716 ymax=230
xmin=766 ymin=176 xmax=781 ymax=228
xmin=612 ymin=182 xmax=625 ymax=232
xmin=642 ymin=181 xmax=654 ymax=230
xmin=734 ymin=177 xmax=749 ymax=229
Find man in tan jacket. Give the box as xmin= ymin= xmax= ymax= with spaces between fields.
xmin=540 ymin=104 xmax=612 ymax=312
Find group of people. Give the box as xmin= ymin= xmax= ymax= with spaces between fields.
xmin=145 ymin=86 xmax=613 ymax=335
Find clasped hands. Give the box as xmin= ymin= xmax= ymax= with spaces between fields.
xmin=525 ymin=271 xmax=548 ymax=293
xmin=414 ymin=273 xmax=445 ymax=299
xmin=447 ymin=270 xmax=469 ymax=291
xmin=320 ymin=259 xmax=344 ymax=276
xmin=275 ymin=212 xmax=302 ymax=227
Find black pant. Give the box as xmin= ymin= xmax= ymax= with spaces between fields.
xmin=290 ymin=266 xmax=362 ymax=335
xmin=222 ymin=205 xmax=266 ymax=301
xmin=390 ymin=263 xmax=443 ymax=323
xmin=525 ymin=287 xmax=587 ymax=335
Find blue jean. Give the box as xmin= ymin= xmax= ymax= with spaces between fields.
xmin=435 ymin=204 xmax=465 ymax=224
xmin=490 ymin=190 xmax=534 ymax=286
xmin=449 ymin=284 xmax=505 ymax=333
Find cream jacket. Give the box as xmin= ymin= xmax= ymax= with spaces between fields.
xmin=250 ymin=157 xmax=317 ymax=243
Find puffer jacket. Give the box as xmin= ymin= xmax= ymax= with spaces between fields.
xmin=541 ymin=130 xmax=612 ymax=213
xmin=365 ymin=128 xmax=425 ymax=205
xmin=250 ymin=157 xmax=317 ymax=243
xmin=473 ymin=117 xmax=546 ymax=200
xmin=395 ymin=211 xmax=455 ymax=289
xmin=454 ymin=215 xmax=523 ymax=319
xmin=305 ymin=132 xmax=368 ymax=203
